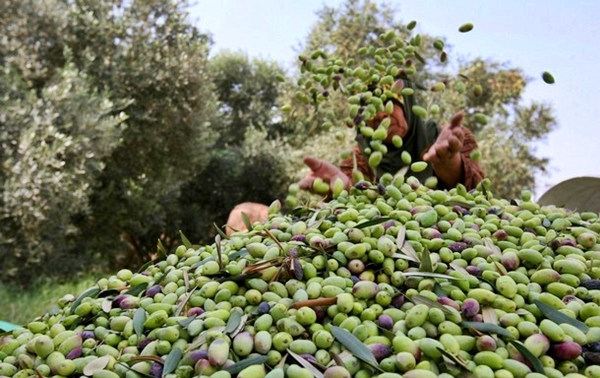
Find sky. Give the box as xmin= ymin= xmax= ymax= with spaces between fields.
xmin=189 ymin=0 xmax=600 ymax=197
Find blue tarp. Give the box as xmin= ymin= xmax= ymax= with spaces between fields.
xmin=0 ymin=320 xmax=21 ymax=332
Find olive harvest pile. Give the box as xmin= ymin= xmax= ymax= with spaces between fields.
xmin=2 ymin=176 xmax=600 ymax=378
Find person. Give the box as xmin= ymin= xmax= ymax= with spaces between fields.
xmin=225 ymin=202 xmax=269 ymax=236
xmin=225 ymin=77 xmax=485 ymax=232
xmin=299 ymin=77 xmax=484 ymax=193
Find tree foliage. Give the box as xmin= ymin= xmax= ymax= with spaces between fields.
xmin=0 ymin=0 xmax=219 ymax=284
xmin=209 ymin=51 xmax=285 ymax=146
xmin=0 ymin=62 xmax=126 ymax=280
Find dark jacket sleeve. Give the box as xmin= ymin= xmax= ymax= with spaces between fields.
xmin=339 ymin=144 xmax=375 ymax=184
xmin=340 ymin=125 xmax=485 ymax=190
xmin=456 ymin=126 xmax=485 ymax=191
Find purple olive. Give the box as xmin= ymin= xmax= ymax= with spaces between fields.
xmin=146 ymin=285 xmax=162 ymax=298
xmin=493 ymin=230 xmax=508 ymax=241
xmin=187 ymin=307 xmax=204 ymax=317
xmin=182 ymin=350 xmax=209 ymax=366
xmin=461 ymin=298 xmax=480 ymax=318
xmin=81 ymin=331 xmax=95 ymax=340
xmin=112 ymin=295 xmax=126 ymax=307
xmin=290 ymin=235 xmax=307 ymax=243
xmin=550 ymin=341 xmax=583 ymax=361
xmin=476 ymin=335 xmax=497 ymax=351
xmin=314 ymin=306 xmax=326 ymax=322
xmin=300 ymin=354 xmax=319 ymax=364
xmin=383 ymin=220 xmax=396 ymax=230
xmin=119 ymin=296 xmax=139 ymax=309
xmin=137 ymin=337 xmax=155 ymax=352
xmin=453 ymin=205 xmax=470 ymax=215
xmin=449 ymin=242 xmax=468 ymax=252
xmin=391 ymin=294 xmax=405 ymax=309
xmin=66 ymin=346 xmax=83 ymax=360
xmin=257 ymin=302 xmax=270 ymax=315
xmin=465 ymin=266 xmax=482 ymax=276
xmin=377 ymin=314 xmax=394 ymax=330
xmin=151 ymin=362 xmax=163 ymax=378
xmin=367 ymin=343 xmax=393 ymax=362
xmin=500 ymin=252 xmax=520 ymax=271
xmin=438 ymin=296 xmax=460 ymax=311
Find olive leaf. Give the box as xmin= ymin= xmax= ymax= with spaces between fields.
xmin=183 ymin=270 xmax=190 ymax=292
xmin=436 ymin=347 xmax=472 ymax=372
xmin=396 ymin=225 xmax=406 ymax=248
xmin=461 ymin=321 xmax=515 ymax=339
xmin=330 ymin=326 xmax=379 ymax=368
xmin=481 ymin=306 xmax=498 ymax=325
xmin=98 ymin=289 xmax=120 ymax=299
xmin=402 ymin=272 xmax=462 ymax=280
xmin=445 ymin=198 xmax=474 ymax=209
xmin=101 ymin=298 xmax=113 ymax=313
xmin=482 ymin=237 xmax=502 ymax=256
xmin=449 ymin=262 xmax=470 ymax=276
xmin=133 ymin=308 xmax=146 ymax=339
xmin=125 ymin=283 xmax=148 ymax=297
xmin=420 ymin=247 xmax=433 ymax=273
xmin=83 ymin=355 xmax=111 ymax=376
xmin=156 ymin=239 xmax=168 ymax=259
xmin=215 ymin=234 xmax=223 ymax=270
xmin=329 ymin=351 xmax=346 ymax=368
xmin=276 ymin=353 xmax=288 ymax=370
xmin=410 ymin=294 xmax=457 ymax=318
xmin=228 ymin=249 xmax=249 ymax=260
xmin=137 ymin=259 xmax=157 ymax=273
xmin=306 ymin=208 xmax=324 ymax=228
xmin=287 ymin=349 xmax=325 ymax=378
xmin=191 ymin=256 xmax=215 ymax=269
xmin=493 ymin=261 xmax=508 ymax=275
xmin=534 ymin=299 xmax=589 ymax=332
xmin=230 ymin=314 xmax=248 ymax=338
xmin=240 ymin=211 xmax=253 ymax=232
xmin=225 ymin=307 xmax=244 ymax=335
xmin=174 ymin=286 xmax=198 ymax=317
xmin=116 ymin=363 xmax=154 ymax=378
xmin=391 ymin=252 xmax=419 ymax=262
xmin=127 ymin=356 xmax=164 ymax=364
xmin=355 ymin=217 xmax=392 ymax=229
xmin=162 ymin=347 xmax=182 ymax=377
xmin=213 ymin=222 xmax=229 ymax=240
xmin=177 ymin=314 xmax=197 ymax=328
xmin=70 ymin=287 xmax=100 ymax=315
xmin=224 ymin=355 xmax=269 ymax=375
xmin=433 ymin=283 xmax=446 ymax=298
xmin=509 ymin=340 xmax=545 ymax=374
xmin=179 ymin=230 xmax=193 ymax=249
xmin=186 ymin=327 xmax=226 ymax=351
xmin=401 ymin=241 xmax=420 ymax=262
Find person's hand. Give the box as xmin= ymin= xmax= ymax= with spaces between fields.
xmin=422 ymin=112 xmax=465 ymax=165
xmin=298 ymin=157 xmax=351 ymax=193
